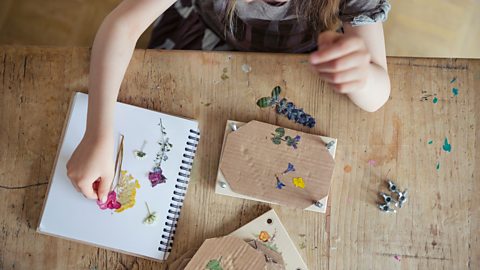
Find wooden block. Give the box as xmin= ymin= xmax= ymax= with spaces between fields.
xmin=219 ymin=120 xmax=335 ymax=209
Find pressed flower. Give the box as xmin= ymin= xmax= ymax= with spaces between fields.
xmin=283 ymin=163 xmax=296 ymax=174
xmin=148 ymin=167 xmax=166 ymax=187
xmin=114 ymin=171 xmax=140 ymax=213
xmin=275 ymin=176 xmax=286 ymax=190
xmin=258 ymin=231 xmax=270 ymax=242
xmin=293 ymin=177 xmax=305 ymax=189
xmin=257 ymin=86 xmax=316 ymax=128
xmin=143 ymin=202 xmax=158 ymax=225
xmin=97 ymin=191 xmax=121 ymax=210
xmin=206 ymin=257 xmax=223 ymax=270
xmin=133 ymin=150 xmax=147 ymax=160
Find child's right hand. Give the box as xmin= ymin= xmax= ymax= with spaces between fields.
xmin=67 ymin=133 xmax=115 ymax=203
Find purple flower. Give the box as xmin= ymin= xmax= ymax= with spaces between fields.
xmin=283 ymin=163 xmax=296 ymax=174
xmin=276 ymin=176 xmax=286 ymax=190
xmin=148 ymin=167 xmax=166 ymax=187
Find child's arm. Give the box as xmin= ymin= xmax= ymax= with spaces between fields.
xmin=309 ymin=22 xmax=390 ymax=112
xmin=67 ymin=0 xmax=176 ymax=202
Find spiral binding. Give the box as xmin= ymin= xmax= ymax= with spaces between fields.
xmin=158 ymin=128 xmax=200 ymax=253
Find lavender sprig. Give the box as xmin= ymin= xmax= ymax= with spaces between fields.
xmin=256 ymin=86 xmax=316 ymax=128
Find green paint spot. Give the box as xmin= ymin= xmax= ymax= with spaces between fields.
xmin=428 ymin=140 xmax=433 ymax=145
xmin=432 ymin=97 xmax=438 ymax=104
xmin=442 ymin=137 xmax=452 ymax=152
xmin=436 ymin=162 xmax=440 ymax=170
xmin=450 ymin=77 xmax=457 ymax=83
xmin=452 ymin=87 xmax=459 ymax=96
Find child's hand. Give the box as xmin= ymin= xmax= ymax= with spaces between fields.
xmin=309 ymin=31 xmax=371 ymax=94
xmin=66 ymin=134 xmax=114 ymax=202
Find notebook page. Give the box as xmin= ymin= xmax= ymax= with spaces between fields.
xmin=39 ymin=92 xmax=198 ymax=260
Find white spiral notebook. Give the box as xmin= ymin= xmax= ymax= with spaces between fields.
xmin=38 ymin=92 xmax=200 ymax=261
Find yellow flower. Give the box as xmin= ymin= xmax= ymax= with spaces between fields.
xmin=258 ymin=231 xmax=270 ymax=242
xmin=293 ymin=177 xmax=305 ymax=189
xmin=114 ymin=172 xmax=141 ymax=213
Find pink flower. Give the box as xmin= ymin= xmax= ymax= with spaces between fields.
xmin=97 ymin=191 xmax=121 ymax=210
xmin=148 ymin=167 xmax=166 ymax=187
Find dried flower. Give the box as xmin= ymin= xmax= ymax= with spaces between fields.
xmin=148 ymin=167 xmax=166 ymax=187
xmin=258 ymin=231 xmax=271 ymax=242
xmin=143 ymin=202 xmax=158 ymax=225
xmin=115 ymin=171 xmax=141 ymax=213
xmin=293 ymin=177 xmax=305 ymax=189
xmin=283 ymin=163 xmax=296 ymax=174
xmin=257 ymin=86 xmax=316 ymax=128
xmin=97 ymin=191 xmax=121 ymax=210
xmin=206 ymin=257 xmax=223 ymax=270
xmin=275 ymin=176 xmax=285 ymax=190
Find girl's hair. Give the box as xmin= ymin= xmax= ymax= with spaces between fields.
xmin=225 ymin=0 xmax=341 ymax=34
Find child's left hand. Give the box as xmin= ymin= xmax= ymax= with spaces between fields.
xmin=309 ymin=31 xmax=371 ymax=94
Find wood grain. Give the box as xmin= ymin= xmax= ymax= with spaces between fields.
xmin=220 ymin=120 xmax=335 ymax=209
xmin=0 ymin=46 xmax=478 ymax=269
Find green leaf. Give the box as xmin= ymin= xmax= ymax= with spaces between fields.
xmin=271 ymin=86 xmax=282 ymax=99
xmin=285 ymin=136 xmax=294 ymax=145
xmin=206 ymin=258 xmax=223 ymax=270
xmin=275 ymin=127 xmax=285 ymax=138
xmin=272 ymin=137 xmax=282 ymax=145
xmin=256 ymin=97 xmax=272 ymax=108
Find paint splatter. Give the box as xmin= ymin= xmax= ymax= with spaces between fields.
xmin=452 ymin=87 xmax=459 ymax=96
xmin=344 ymin=165 xmax=352 ymax=173
xmin=394 ymin=255 xmax=401 ymax=262
xmin=241 ymin=63 xmax=252 ymax=73
xmin=367 ymin=160 xmax=377 ymax=166
xmin=442 ymin=137 xmax=452 ymax=152
xmin=432 ymin=97 xmax=438 ymax=104
xmin=436 ymin=162 xmax=440 ymax=170
xmin=428 ymin=140 xmax=433 ymax=145
xmin=450 ymin=77 xmax=457 ymax=83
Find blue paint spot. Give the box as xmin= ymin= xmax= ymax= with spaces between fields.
xmin=450 ymin=77 xmax=457 ymax=83
xmin=433 ymin=97 xmax=438 ymax=104
xmin=442 ymin=137 xmax=452 ymax=152
xmin=428 ymin=140 xmax=433 ymax=145
xmin=452 ymin=87 xmax=459 ymax=96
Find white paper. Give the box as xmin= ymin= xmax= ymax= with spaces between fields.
xmin=38 ymin=92 xmax=199 ymax=261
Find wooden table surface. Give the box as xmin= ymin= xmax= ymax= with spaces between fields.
xmin=0 ymin=46 xmax=479 ymax=270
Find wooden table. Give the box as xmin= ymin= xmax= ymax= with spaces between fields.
xmin=0 ymin=46 xmax=479 ymax=269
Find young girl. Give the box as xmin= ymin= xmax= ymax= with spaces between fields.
xmin=67 ymin=0 xmax=391 ymax=202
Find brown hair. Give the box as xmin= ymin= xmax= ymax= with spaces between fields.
xmin=225 ymin=0 xmax=342 ymax=34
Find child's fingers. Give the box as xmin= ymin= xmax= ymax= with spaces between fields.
xmin=97 ymin=172 xmax=114 ymax=203
xmin=318 ymin=67 xmax=367 ymax=84
xmin=313 ymin=51 xmax=371 ymax=73
xmin=78 ymin=180 xmax=99 ymax=200
xmin=310 ymin=36 xmax=365 ymax=65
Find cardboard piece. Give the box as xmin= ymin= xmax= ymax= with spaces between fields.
xmin=184 ymin=236 xmax=267 ymax=270
xmin=217 ymin=120 xmax=337 ymax=212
